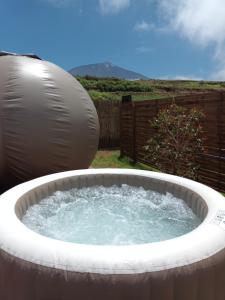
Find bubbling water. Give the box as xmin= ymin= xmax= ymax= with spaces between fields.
xmin=22 ymin=185 xmax=201 ymax=245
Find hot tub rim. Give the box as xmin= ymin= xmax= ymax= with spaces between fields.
xmin=0 ymin=168 xmax=224 ymax=275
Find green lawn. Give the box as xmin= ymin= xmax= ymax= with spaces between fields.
xmin=91 ymin=150 xmax=157 ymax=171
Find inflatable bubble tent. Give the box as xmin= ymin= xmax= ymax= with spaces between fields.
xmin=0 ymin=52 xmax=99 ymax=187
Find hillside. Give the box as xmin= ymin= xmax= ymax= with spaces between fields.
xmin=69 ymin=62 xmax=148 ymax=80
xmin=76 ymin=76 xmax=225 ymax=102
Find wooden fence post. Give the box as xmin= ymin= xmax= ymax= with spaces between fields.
xmin=119 ymin=102 xmax=124 ymax=158
xmin=217 ymin=91 xmax=224 ymax=191
xmin=132 ymin=102 xmax=137 ymax=164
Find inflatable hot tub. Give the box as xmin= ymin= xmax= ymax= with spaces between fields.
xmin=0 ymin=169 xmax=225 ymax=300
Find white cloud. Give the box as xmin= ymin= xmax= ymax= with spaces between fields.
xmin=159 ymin=0 xmax=225 ymax=46
xmin=134 ymin=20 xmax=169 ymax=34
xmin=211 ymin=64 xmax=225 ymax=81
xmin=161 ymin=75 xmax=203 ymax=81
xmin=99 ymin=0 xmax=130 ymax=14
xmin=157 ymin=0 xmax=225 ymax=80
xmin=134 ymin=21 xmax=155 ymax=32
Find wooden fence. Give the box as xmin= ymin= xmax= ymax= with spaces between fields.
xmin=120 ymin=92 xmax=225 ymax=193
xmin=94 ymin=100 xmax=120 ymax=149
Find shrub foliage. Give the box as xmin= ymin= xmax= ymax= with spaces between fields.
xmin=145 ymin=103 xmax=205 ymax=179
xmin=76 ymin=76 xmax=153 ymax=93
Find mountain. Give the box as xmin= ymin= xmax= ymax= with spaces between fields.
xmin=69 ymin=62 xmax=148 ymax=80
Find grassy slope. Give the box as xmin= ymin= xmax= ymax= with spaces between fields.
xmin=76 ymin=76 xmax=225 ymax=102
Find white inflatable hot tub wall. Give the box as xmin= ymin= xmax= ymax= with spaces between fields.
xmin=0 ymin=169 xmax=225 ymax=300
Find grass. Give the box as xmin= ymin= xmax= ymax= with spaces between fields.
xmin=139 ymin=79 xmax=225 ymax=90
xmin=88 ymin=91 xmax=174 ymax=102
xmin=91 ymin=150 xmax=157 ymax=171
xmin=88 ymin=90 xmax=121 ymax=101
xmin=132 ymin=93 xmax=174 ymax=101
xmin=92 ymin=151 xmax=225 ymax=197
xmin=76 ymin=76 xmax=225 ymax=102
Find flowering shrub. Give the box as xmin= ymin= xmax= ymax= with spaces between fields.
xmin=145 ymin=103 xmax=205 ymax=179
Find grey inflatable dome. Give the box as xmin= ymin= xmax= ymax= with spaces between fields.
xmin=0 ymin=52 xmax=99 ymax=187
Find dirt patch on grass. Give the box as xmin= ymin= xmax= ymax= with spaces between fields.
xmin=95 ymin=151 xmax=118 ymax=158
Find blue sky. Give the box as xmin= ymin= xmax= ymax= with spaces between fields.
xmin=1 ymin=0 xmax=225 ymax=80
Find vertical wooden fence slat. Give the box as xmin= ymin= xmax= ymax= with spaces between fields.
xmin=217 ymin=92 xmax=223 ymax=191
xmin=94 ymin=101 xmax=120 ymax=149
xmin=132 ymin=103 xmax=137 ymax=164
